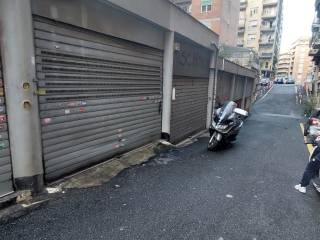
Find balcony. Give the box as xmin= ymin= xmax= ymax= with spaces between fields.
xmin=309 ymin=49 xmax=320 ymax=57
xmin=259 ymin=38 xmax=274 ymax=46
xmin=311 ymin=31 xmax=320 ymax=49
xmin=237 ymin=41 xmax=244 ymax=47
xmin=238 ymin=28 xmax=245 ymax=34
xmin=277 ymin=63 xmax=290 ymax=68
xmin=263 ymin=0 xmax=278 ymax=7
xmin=260 ymin=67 xmax=273 ymax=72
xmin=260 ymin=52 xmax=273 ymax=59
xmin=240 ymin=0 xmax=247 ymax=10
xmin=262 ymin=12 xmax=277 ymax=19
xmin=277 ymin=67 xmax=290 ymax=71
xmin=312 ymin=21 xmax=320 ymax=33
xmin=260 ymin=25 xmax=276 ymax=32
xmin=239 ymin=19 xmax=245 ymax=28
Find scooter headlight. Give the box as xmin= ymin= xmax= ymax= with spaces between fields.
xmin=216 ymin=124 xmax=228 ymax=130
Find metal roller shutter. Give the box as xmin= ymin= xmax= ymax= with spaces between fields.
xmin=245 ymin=78 xmax=253 ymax=97
xmin=33 ymin=17 xmax=163 ymax=181
xmin=0 ymin=50 xmax=13 ymax=197
xmin=234 ymin=75 xmax=245 ymax=102
xmin=217 ymin=71 xmax=233 ymax=103
xmin=171 ymin=77 xmax=208 ymax=143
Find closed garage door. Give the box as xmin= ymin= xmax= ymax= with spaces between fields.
xmin=0 ymin=50 xmax=13 ymax=197
xmin=217 ymin=71 xmax=233 ymax=103
xmin=33 ymin=17 xmax=163 ymax=181
xmin=234 ymin=75 xmax=245 ymax=105
xmin=171 ymin=77 xmax=208 ymax=143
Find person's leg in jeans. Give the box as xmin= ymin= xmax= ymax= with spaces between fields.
xmin=300 ymin=160 xmax=320 ymax=187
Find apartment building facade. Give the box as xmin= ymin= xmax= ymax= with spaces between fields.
xmin=277 ymin=38 xmax=313 ymax=85
xmin=309 ymin=0 xmax=320 ymax=94
xmin=290 ymin=38 xmax=313 ymax=85
xmin=238 ymin=0 xmax=283 ymax=78
xmin=277 ymin=52 xmax=291 ymax=77
xmin=171 ymin=0 xmax=240 ymax=46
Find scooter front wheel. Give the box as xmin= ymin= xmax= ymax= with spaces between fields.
xmin=207 ymin=134 xmax=219 ymax=151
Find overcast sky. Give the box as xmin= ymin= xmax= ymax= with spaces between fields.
xmin=280 ymin=0 xmax=315 ymax=53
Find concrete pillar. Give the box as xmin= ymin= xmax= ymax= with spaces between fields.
xmin=249 ymin=77 xmax=257 ymax=110
xmin=206 ymin=51 xmax=218 ymax=129
xmin=0 ymin=0 xmax=44 ymax=192
xmin=241 ymin=77 xmax=248 ymax=109
xmin=213 ymin=63 xmax=219 ymax=111
xmin=161 ymin=31 xmax=174 ymax=141
xmin=229 ymin=74 xmax=236 ymax=101
xmin=247 ymin=78 xmax=255 ymax=112
xmin=252 ymin=76 xmax=258 ymax=103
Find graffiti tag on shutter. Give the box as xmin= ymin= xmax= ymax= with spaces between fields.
xmin=42 ymin=118 xmax=52 ymax=125
xmin=0 ymin=141 xmax=6 ymax=150
xmin=0 ymin=115 xmax=6 ymax=123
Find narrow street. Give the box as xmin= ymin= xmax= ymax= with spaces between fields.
xmin=1 ymin=85 xmax=320 ymax=239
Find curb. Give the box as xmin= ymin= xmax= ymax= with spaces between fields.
xmin=50 ymin=141 xmax=169 ymax=189
xmin=0 ymin=195 xmax=51 ymax=224
xmin=0 ymin=134 xmax=203 ymax=223
xmin=176 ymin=130 xmax=207 ymax=147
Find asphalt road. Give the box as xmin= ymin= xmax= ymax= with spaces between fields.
xmin=1 ymin=85 xmax=320 ymax=240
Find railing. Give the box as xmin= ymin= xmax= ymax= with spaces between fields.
xmin=312 ymin=21 xmax=320 ymax=33
xmin=260 ymin=52 xmax=273 ymax=58
xmin=238 ymin=20 xmax=245 ymax=28
xmin=263 ymin=0 xmax=278 ymax=6
xmin=259 ymin=38 xmax=274 ymax=45
xmin=309 ymin=49 xmax=319 ymax=57
xmin=240 ymin=0 xmax=247 ymax=9
xmin=262 ymin=12 xmax=277 ymax=18
xmin=278 ymin=62 xmax=290 ymax=66
xmin=311 ymin=31 xmax=320 ymax=49
xmin=260 ymin=25 xmax=276 ymax=32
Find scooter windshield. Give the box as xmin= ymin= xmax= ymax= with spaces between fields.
xmin=218 ymin=101 xmax=237 ymax=122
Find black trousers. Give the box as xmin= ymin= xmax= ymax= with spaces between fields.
xmin=300 ymin=159 xmax=320 ymax=187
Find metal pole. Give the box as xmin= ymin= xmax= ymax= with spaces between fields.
xmin=241 ymin=77 xmax=248 ymax=109
xmin=230 ymin=74 xmax=236 ymax=101
xmin=161 ymin=31 xmax=174 ymax=141
xmin=206 ymin=50 xmax=217 ymax=129
xmin=0 ymin=0 xmax=44 ymax=192
xmin=314 ymin=65 xmax=319 ymax=99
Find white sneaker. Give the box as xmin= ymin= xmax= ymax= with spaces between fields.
xmin=295 ymin=184 xmax=306 ymax=194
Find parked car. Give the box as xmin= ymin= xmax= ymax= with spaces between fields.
xmin=286 ymin=77 xmax=295 ymax=84
xmin=286 ymin=79 xmax=295 ymax=84
xmin=274 ymin=78 xmax=284 ymax=84
xmin=260 ymin=78 xmax=270 ymax=86
xmin=304 ymin=109 xmax=320 ymax=139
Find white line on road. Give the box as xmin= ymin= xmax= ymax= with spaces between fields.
xmin=255 ymin=85 xmax=274 ymax=104
xmin=260 ymin=113 xmax=301 ymax=119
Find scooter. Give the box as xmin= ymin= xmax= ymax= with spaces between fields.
xmin=208 ymin=101 xmax=248 ymax=151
